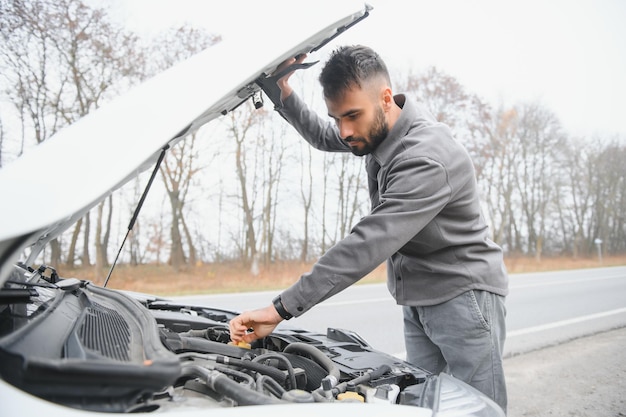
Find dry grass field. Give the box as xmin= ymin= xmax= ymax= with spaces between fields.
xmin=63 ymin=255 xmax=626 ymax=297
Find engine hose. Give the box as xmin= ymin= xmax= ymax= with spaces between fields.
xmin=256 ymin=374 xmax=287 ymax=398
xmin=283 ymin=342 xmax=340 ymax=381
xmin=348 ymin=364 xmax=391 ymax=386
xmin=252 ymin=353 xmax=297 ymax=390
xmin=177 ymin=336 xmax=248 ymax=359
xmin=180 ymin=364 xmax=283 ymax=405
xmin=312 ymin=389 xmax=332 ymax=403
xmin=214 ymin=365 xmax=255 ymax=389
xmin=216 ymin=356 xmax=287 ymax=385
xmin=179 ymin=329 xmax=207 ymax=338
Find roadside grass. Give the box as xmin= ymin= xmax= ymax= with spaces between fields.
xmin=61 ymin=255 xmax=626 ymax=297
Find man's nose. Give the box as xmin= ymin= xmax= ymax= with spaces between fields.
xmin=338 ymin=121 xmax=354 ymax=139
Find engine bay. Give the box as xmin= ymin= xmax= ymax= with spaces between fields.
xmin=0 ymin=267 xmax=431 ymax=412
xmin=151 ymin=301 xmax=430 ymax=410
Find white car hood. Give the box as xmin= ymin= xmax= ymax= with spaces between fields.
xmin=0 ymin=3 xmax=371 ymax=284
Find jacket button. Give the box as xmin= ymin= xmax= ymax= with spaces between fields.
xmin=297 ymin=306 xmax=304 ymax=312
xmin=396 ymin=276 xmax=401 ymax=281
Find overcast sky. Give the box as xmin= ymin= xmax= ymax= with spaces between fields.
xmin=111 ymin=0 xmax=626 ymax=139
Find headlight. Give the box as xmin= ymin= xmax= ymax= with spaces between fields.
xmin=420 ymin=373 xmax=505 ymax=417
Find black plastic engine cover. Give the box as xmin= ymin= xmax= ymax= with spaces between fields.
xmin=0 ymin=284 xmax=180 ymax=412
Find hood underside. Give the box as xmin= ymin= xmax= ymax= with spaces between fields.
xmin=0 ymin=2 xmax=371 ymax=284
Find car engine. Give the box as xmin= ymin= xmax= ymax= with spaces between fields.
xmin=0 ymin=267 xmax=431 ymax=413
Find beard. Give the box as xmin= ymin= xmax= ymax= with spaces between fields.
xmin=347 ymin=106 xmax=389 ymax=156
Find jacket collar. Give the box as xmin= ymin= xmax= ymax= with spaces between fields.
xmin=369 ymin=94 xmax=412 ymax=167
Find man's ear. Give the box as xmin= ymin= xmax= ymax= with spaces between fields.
xmin=381 ymin=87 xmax=394 ymax=110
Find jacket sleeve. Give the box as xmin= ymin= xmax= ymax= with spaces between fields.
xmin=277 ymin=93 xmax=351 ymax=153
xmin=280 ymin=153 xmax=453 ymax=317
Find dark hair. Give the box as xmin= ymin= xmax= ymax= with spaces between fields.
xmin=319 ymin=45 xmax=391 ymax=101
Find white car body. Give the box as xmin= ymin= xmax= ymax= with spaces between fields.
xmin=0 ymin=3 xmax=504 ymax=416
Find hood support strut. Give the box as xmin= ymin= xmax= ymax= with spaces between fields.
xmin=104 ymin=145 xmax=170 ymax=287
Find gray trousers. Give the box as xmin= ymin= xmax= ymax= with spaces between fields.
xmin=403 ymin=290 xmax=507 ymax=412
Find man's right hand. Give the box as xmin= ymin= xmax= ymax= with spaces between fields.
xmin=228 ymin=305 xmax=283 ymax=344
xmin=275 ymin=54 xmax=308 ymax=102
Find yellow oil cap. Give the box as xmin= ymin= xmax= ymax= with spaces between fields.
xmin=337 ymin=391 xmax=364 ymax=402
xmin=228 ymin=341 xmax=251 ymax=349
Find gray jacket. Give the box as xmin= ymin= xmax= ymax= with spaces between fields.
xmin=278 ymin=93 xmax=508 ymax=317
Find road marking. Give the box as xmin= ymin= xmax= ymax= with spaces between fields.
xmin=392 ymin=307 xmax=626 ymax=359
xmin=508 ymin=307 xmax=626 ymax=337
xmin=511 ymin=273 xmax=625 ymax=289
xmin=319 ymin=297 xmax=395 ymax=307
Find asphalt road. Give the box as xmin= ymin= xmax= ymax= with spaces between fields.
xmin=172 ymin=266 xmax=626 ymax=416
xmin=505 ymin=325 xmax=626 ymax=416
xmin=172 ymin=265 xmax=626 ymax=359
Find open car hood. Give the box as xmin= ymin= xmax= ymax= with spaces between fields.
xmin=0 ymin=3 xmax=372 ymax=284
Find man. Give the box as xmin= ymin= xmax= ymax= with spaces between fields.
xmin=229 ymin=45 xmax=508 ymax=411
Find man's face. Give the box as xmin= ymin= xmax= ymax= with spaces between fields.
xmin=326 ymin=86 xmax=389 ymax=156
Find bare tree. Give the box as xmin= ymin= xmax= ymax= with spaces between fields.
xmin=512 ymin=103 xmax=567 ymax=259
xmin=95 ymin=195 xmax=113 ymax=272
xmin=480 ymin=107 xmax=524 ymax=253
xmin=160 ymin=134 xmax=200 ymax=271
xmin=0 ymin=1 xmax=64 ymax=263
xmin=397 ymin=66 xmax=487 ymax=138
xmin=146 ymin=26 xmax=220 ymax=271
xmin=145 ymin=218 xmax=167 ymax=265
xmin=223 ymin=100 xmax=293 ymax=272
xmin=589 ymin=139 xmax=626 ymax=255
xmin=258 ymin=120 xmax=288 ymax=265
xmin=0 ymin=0 xmax=145 ymax=268
xmin=228 ymin=103 xmax=264 ymax=265
xmin=143 ymin=26 xmax=221 ymax=79
xmin=299 ymin=143 xmax=314 ymax=262
xmin=558 ymin=137 xmax=597 ymax=257
xmin=0 ymin=0 xmax=57 ymax=150
xmin=332 ymin=154 xmax=366 ymax=240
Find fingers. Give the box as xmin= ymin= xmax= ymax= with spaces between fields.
xmin=275 ymin=53 xmax=308 ymax=74
xmin=275 ymin=57 xmax=295 ymax=73
xmin=241 ymin=329 xmax=262 ymax=344
xmin=228 ymin=313 xmax=251 ymax=343
xmin=228 ymin=310 xmax=266 ymax=344
xmin=276 ymin=53 xmax=308 ymax=101
xmin=228 ymin=305 xmax=282 ymax=343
